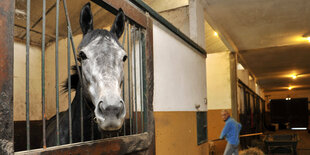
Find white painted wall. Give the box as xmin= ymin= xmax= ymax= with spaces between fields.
xmin=207 ymin=51 xmax=232 ymax=110
xmin=153 ymin=21 xmax=207 ymax=112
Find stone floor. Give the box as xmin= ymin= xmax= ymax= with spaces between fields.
xmin=264 ymin=129 xmax=310 ymax=155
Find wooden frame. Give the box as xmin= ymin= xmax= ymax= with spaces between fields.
xmin=0 ymin=0 xmax=154 ymax=154
xmin=0 ymin=0 xmax=15 ymax=154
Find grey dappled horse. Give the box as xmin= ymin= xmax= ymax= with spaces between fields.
xmin=46 ymin=3 xmax=127 ymax=146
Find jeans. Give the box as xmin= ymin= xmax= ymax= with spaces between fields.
xmin=224 ymin=143 xmax=239 ymax=155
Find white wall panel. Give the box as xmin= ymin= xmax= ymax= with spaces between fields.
xmin=153 ymin=21 xmax=207 ymax=111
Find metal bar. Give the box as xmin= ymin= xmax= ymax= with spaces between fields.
xmin=42 ymin=0 xmax=46 ymax=148
xmin=139 ymin=28 xmax=144 ymax=133
xmin=238 ymin=79 xmax=264 ymax=102
xmin=63 ymin=0 xmax=83 ymax=86
xmin=121 ymin=23 xmax=127 ymax=136
xmin=80 ymin=88 xmax=84 ymax=142
xmin=130 ymin=0 xmax=206 ymax=55
xmin=127 ymin=22 xmax=132 ymax=135
xmin=26 ymin=0 xmax=31 ymax=150
xmin=67 ymin=27 xmax=72 ymax=144
xmin=63 ymin=0 xmax=84 ymax=141
xmin=132 ymin=26 xmax=138 ymax=134
xmin=55 ymin=0 xmax=60 ymax=145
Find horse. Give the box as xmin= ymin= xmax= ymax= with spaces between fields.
xmin=46 ymin=3 xmax=127 ymax=146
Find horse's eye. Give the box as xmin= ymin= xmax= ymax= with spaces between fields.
xmin=79 ymin=51 xmax=88 ymax=61
xmin=122 ymin=55 xmax=127 ymax=62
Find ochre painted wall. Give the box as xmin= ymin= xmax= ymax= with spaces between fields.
xmin=154 ymin=112 xmax=208 ymax=155
xmin=207 ymin=109 xmax=232 ymax=155
xmin=14 ymin=42 xmax=42 ymax=121
xmin=44 ymin=35 xmax=82 ymax=119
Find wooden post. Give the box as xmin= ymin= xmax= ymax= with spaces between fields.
xmin=0 ymin=0 xmax=15 ymax=154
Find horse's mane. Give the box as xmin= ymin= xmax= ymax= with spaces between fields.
xmin=62 ymin=66 xmax=81 ymax=93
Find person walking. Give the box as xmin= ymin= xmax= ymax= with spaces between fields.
xmin=220 ymin=110 xmax=242 ymax=155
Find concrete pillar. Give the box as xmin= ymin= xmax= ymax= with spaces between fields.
xmin=189 ymin=0 xmax=206 ymax=48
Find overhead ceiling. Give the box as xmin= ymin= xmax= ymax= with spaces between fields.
xmin=15 ymin=0 xmax=310 ymax=92
xmin=204 ymin=0 xmax=310 ymax=92
xmin=14 ymin=0 xmax=114 ymax=46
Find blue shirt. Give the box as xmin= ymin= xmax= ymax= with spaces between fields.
xmin=220 ymin=117 xmax=242 ymax=145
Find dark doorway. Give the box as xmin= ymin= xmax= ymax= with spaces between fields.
xmin=270 ymin=98 xmax=308 ymax=128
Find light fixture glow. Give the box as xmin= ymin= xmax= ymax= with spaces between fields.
xmin=307 ymin=37 xmax=310 ymax=43
xmin=288 ymin=87 xmax=292 ymax=90
xmin=292 ymin=75 xmax=297 ymax=79
xmin=291 ymin=127 xmax=307 ymax=130
xmin=214 ymin=32 xmax=218 ymax=36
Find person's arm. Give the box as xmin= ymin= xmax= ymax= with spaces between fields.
xmin=220 ymin=122 xmax=230 ymax=139
xmin=238 ymin=123 xmax=242 ymax=132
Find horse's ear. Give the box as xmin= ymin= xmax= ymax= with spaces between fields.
xmin=110 ymin=8 xmax=125 ymax=39
xmin=80 ymin=2 xmax=93 ymax=36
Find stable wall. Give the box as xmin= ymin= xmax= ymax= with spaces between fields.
xmin=44 ymin=35 xmax=81 ymax=119
xmin=14 ymin=42 xmax=42 ymax=121
xmin=153 ymin=20 xmax=208 ymax=154
xmin=160 ymin=6 xmax=190 ymax=37
xmin=207 ymin=51 xmax=233 ymax=110
xmin=13 ymin=37 xmax=78 ymax=120
xmin=206 ymin=51 xmax=236 ymax=154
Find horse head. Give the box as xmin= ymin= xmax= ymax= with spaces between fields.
xmin=78 ymin=3 xmax=126 ymax=131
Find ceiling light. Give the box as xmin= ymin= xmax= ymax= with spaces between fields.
xmin=302 ymin=33 xmax=310 ymax=42
xmin=288 ymin=86 xmax=293 ymax=90
xmin=292 ymin=75 xmax=297 ymax=79
xmin=214 ymin=32 xmax=218 ymax=36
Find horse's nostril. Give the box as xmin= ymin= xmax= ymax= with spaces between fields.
xmin=104 ymin=105 xmax=121 ymax=118
xmin=98 ymin=101 xmax=104 ymax=113
xmin=98 ymin=101 xmax=103 ymax=106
